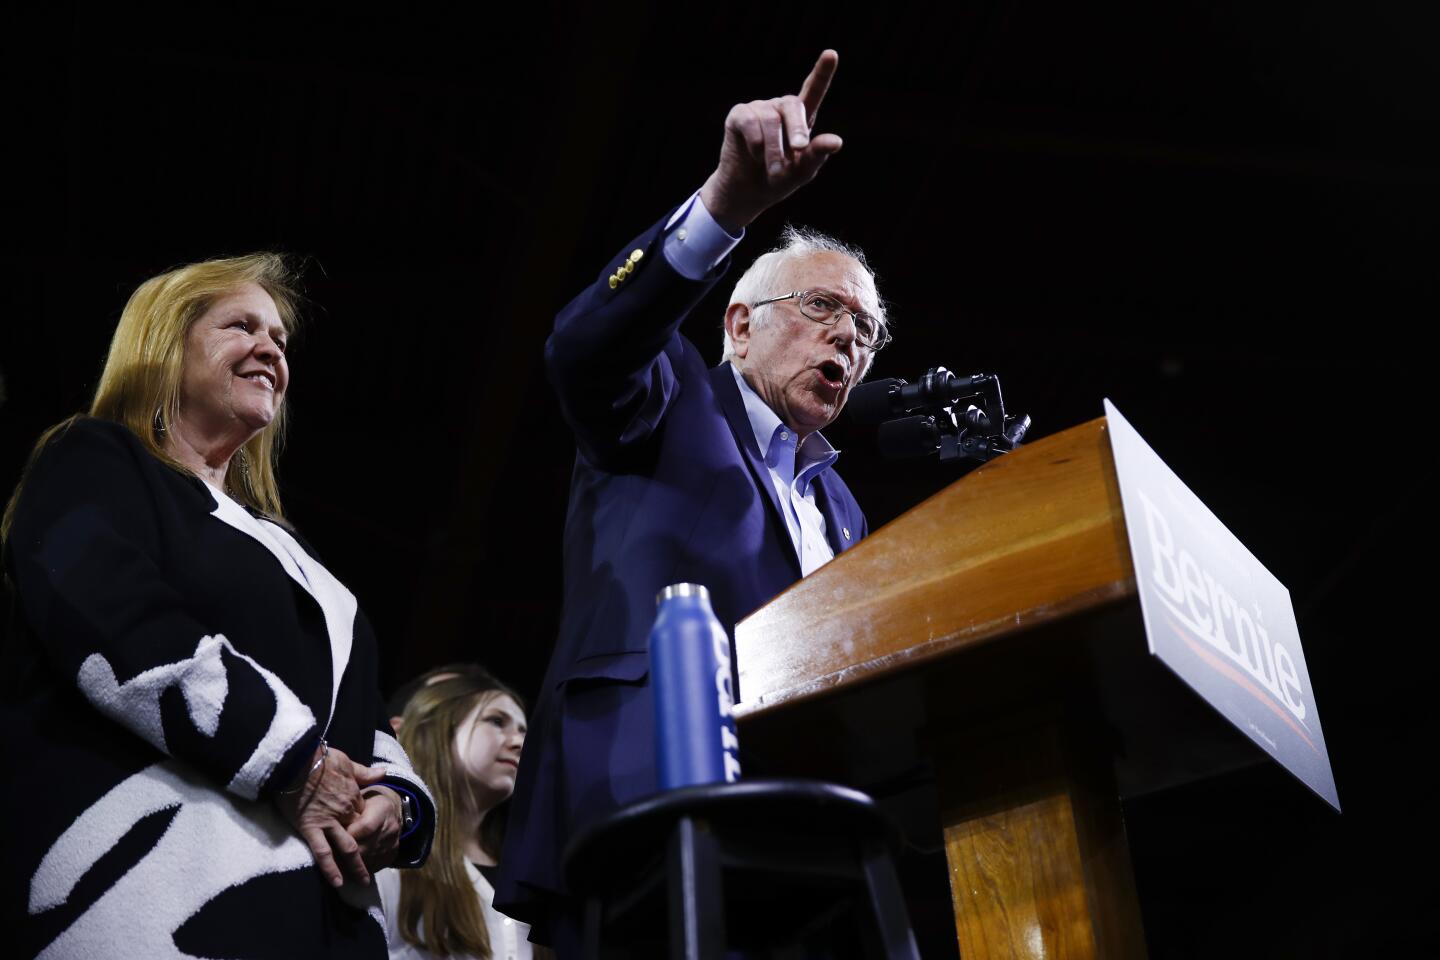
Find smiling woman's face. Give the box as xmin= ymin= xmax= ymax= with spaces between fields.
xmin=178 ymin=282 xmax=290 ymax=443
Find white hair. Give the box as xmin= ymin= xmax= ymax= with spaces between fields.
xmin=721 ymin=225 xmax=888 ymax=374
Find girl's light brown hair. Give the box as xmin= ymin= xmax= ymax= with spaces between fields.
xmin=395 ymin=672 xmax=526 ymax=958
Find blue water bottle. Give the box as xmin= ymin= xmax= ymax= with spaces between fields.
xmin=650 ymin=583 xmax=742 ymax=790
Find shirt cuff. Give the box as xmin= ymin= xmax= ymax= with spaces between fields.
xmin=663 ymin=190 xmax=743 ymax=280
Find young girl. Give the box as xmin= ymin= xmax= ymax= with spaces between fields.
xmin=378 ymin=672 xmax=533 ymax=960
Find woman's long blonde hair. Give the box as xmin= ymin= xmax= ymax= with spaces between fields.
xmin=396 ymin=672 xmax=526 ymax=959
xmin=2 ymin=253 xmax=303 ymax=544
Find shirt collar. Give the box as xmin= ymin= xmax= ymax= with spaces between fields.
xmin=730 ymin=364 xmax=840 ymax=489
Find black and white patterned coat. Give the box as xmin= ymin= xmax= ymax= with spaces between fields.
xmin=1 ymin=417 xmax=434 ymax=959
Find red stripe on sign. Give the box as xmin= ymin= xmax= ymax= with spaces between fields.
xmin=1164 ymin=614 xmax=1320 ymax=756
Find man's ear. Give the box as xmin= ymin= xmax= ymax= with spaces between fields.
xmin=724 ymin=303 xmax=752 ymax=360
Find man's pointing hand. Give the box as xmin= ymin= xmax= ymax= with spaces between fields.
xmin=700 ymin=49 xmax=843 ymax=234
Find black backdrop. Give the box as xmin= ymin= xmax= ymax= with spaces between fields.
xmin=3 ymin=3 xmax=1431 ymax=955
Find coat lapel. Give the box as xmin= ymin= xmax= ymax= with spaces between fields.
xmin=813 ymin=473 xmax=856 ymax=556
xmin=200 ymin=481 xmax=355 ymax=727
xmin=710 ymin=362 xmax=802 ymax=580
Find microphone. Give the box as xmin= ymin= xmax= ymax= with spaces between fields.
xmin=847 ymin=369 xmax=991 ymax=423
xmin=876 ymin=416 xmax=941 ymax=459
xmin=845 ymin=378 xmax=905 ymax=424
xmin=1004 ymin=414 xmax=1032 ymax=446
xmin=849 ymin=364 xmax=1031 ymax=465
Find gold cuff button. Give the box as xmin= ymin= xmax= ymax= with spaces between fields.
xmin=630 ymin=249 xmax=644 ymax=262
xmin=608 ymin=274 xmax=619 ymax=289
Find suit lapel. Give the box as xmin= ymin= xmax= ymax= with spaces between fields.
xmin=710 ymin=362 xmax=802 ymax=580
xmin=813 ymin=473 xmax=855 ymax=556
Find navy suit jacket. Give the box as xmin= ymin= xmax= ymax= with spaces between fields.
xmin=495 ymin=212 xmax=867 ymax=933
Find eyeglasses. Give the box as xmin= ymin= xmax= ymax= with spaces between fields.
xmin=752 ymin=289 xmax=890 ymax=351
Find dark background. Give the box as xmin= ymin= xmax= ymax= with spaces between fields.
xmin=3 ymin=2 xmax=1431 ymax=955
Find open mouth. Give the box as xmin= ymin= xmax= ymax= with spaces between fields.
xmin=818 ymin=361 xmax=846 ymax=389
xmin=239 ymin=371 xmax=275 ymax=391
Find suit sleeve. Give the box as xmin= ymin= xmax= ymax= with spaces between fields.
xmin=544 ymin=210 xmax=730 ymax=469
xmin=4 ymin=420 xmax=319 ymax=800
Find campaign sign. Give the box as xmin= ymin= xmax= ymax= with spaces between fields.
xmin=1105 ymin=400 xmax=1339 ymax=810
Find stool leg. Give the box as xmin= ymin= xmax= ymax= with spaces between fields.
xmin=581 ymin=896 xmax=603 ymax=960
xmin=861 ymin=842 xmax=921 ymax=960
xmin=668 ymin=815 xmax=725 ymax=960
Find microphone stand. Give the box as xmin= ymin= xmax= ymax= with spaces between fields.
xmin=872 ymin=368 xmax=1032 ymax=464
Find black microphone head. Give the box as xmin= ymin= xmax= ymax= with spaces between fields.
xmin=846 ymin=378 xmax=905 ymax=424
xmin=877 ymin=415 xmax=941 ymax=459
xmin=957 ymin=405 xmax=992 ymax=433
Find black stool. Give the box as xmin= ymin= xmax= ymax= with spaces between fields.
xmin=563 ymin=779 xmax=921 ymax=959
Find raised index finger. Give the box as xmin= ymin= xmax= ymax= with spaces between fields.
xmin=798 ymin=49 xmax=839 ymax=127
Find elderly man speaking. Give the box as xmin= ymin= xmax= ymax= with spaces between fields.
xmin=497 ymin=50 xmax=888 ymax=951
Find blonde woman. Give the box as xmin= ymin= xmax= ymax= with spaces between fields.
xmin=380 ymin=672 xmax=537 ymax=960
xmin=2 ymin=255 xmax=434 ymax=958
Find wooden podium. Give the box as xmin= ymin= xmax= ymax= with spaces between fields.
xmin=734 ymin=416 xmax=1157 ymax=959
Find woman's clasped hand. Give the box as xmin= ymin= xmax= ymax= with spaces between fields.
xmin=274 ymin=741 xmax=404 ymax=887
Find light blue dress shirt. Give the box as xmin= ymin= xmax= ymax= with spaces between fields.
xmin=662 ymin=190 xmax=743 ymax=279
xmin=730 ymin=366 xmax=840 ymax=576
